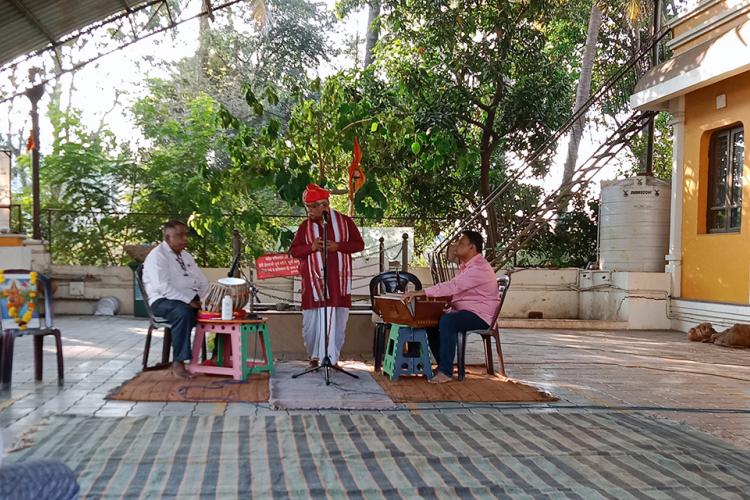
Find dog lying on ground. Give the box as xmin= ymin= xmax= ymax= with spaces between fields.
xmin=688 ymin=322 xmax=750 ymax=348
xmin=687 ymin=322 xmax=716 ymax=342
xmin=711 ymin=324 xmax=750 ymax=348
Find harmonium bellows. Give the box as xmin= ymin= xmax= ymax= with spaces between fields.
xmin=373 ymin=296 xmax=449 ymax=328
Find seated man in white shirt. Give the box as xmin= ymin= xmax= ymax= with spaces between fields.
xmin=143 ymin=220 xmax=209 ymax=379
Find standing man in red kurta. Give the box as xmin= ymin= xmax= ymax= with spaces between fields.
xmin=290 ymin=184 xmax=365 ymax=366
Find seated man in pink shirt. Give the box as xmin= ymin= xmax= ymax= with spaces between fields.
xmin=402 ymin=230 xmax=499 ymax=383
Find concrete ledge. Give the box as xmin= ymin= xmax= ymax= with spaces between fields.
xmin=499 ymin=319 xmax=630 ymax=330
xmin=258 ymin=310 xmax=375 ymax=358
xmin=671 ymin=298 xmax=750 ymax=332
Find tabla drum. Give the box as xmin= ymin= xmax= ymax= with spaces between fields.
xmin=204 ymin=277 xmax=250 ymax=312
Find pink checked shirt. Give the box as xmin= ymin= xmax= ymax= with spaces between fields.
xmin=424 ymin=254 xmax=500 ymax=326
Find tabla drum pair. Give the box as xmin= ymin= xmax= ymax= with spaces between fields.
xmin=203 ymin=277 xmax=250 ymax=312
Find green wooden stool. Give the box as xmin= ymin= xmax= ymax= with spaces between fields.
xmin=211 ymin=319 xmax=274 ymax=379
xmin=382 ymin=324 xmax=433 ymax=381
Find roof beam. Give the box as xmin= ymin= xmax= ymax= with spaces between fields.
xmin=0 ymin=0 xmax=248 ymax=105
xmin=7 ymin=0 xmax=58 ymax=46
xmin=163 ymin=0 xmax=175 ymax=25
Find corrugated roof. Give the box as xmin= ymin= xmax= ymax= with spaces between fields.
xmin=0 ymin=0 xmax=153 ymax=67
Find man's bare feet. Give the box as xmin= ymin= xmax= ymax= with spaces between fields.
xmin=309 ymin=358 xmax=319 ymax=368
xmin=428 ymin=372 xmax=452 ymax=384
xmin=172 ymin=361 xmax=192 ymax=379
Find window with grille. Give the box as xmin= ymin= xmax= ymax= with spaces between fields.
xmin=707 ymin=125 xmax=744 ymax=233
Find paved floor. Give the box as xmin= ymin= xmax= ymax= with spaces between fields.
xmin=1 ymin=315 xmax=749 ymax=453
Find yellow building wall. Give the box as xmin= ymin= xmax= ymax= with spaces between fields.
xmin=682 ymin=71 xmax=750 ymax=304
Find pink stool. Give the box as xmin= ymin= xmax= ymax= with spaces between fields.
xmin=188 ymin=318 xmax=272 ymax=381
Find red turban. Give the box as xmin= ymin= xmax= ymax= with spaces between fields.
xmin=302 ymin=184 xmax=330 ymax=203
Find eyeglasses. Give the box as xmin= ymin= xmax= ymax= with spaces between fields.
xmin=305 ymin=201 xmax=329 ymax=209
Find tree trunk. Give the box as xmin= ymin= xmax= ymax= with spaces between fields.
xmin=363 ymin=0 xmax=381 ymax=68
xmin=197 ymin=14 xmax=211 ymax=79
xmin=560 ymin=4 xmax=602 ymax=202
xmin=479 ymin=125 xmax=498 ymax=260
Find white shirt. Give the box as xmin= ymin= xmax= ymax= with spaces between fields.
xmin=143 ymin=241 xmax=209 ymax=305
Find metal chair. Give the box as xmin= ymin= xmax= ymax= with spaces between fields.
xmin=0 ymin=270 xmax=64 ymax=390
xmin=135 ymin=264 xmax=206 ymax=370
xmin=456 ymin=274 xmax=511 ymax=380
xmin=368 ymin=271 xmax=422 ymax=372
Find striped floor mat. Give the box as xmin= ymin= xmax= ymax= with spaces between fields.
xmin=6 ymin=412 xmax=750 ymax=498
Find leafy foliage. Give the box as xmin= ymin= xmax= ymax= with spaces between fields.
xmin=517 ymin=194 xmax=599 ymax=268
xmin=11 ymin=0 xmax=655 ymax=269
xmin=620 ymin=111 xmax=673 ymax=179
xmin=36 ymin=107 xmax=136 ymax=265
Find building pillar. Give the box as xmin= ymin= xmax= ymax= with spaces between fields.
xmin=666 ymin=96 xmax=685 ymax=297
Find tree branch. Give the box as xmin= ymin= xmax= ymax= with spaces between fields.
xmin=465 ymin=117 xmax=489 ymax=130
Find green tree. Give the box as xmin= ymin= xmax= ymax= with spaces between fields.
xmin=128 ymin=0 xmax=338 ymax=264
xmin=226 ymin=1 xmax=591 ymax=256
xmin=132 ymin=81 xmax=286 ymax=266
xmin=28 ymin=107 xmax=136 ymax=265
xmin=619 ymin=111 xmax=673 ymax=179
xmin=374 ymin=0 xmax=578 ymax=250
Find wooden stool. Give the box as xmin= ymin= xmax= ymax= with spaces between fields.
xmin=188 ymin=318 xmax=273 ymax=380
xmin=382 ymin=324 xmax=433 ymax=381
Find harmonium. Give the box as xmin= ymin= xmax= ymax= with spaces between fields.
xmin=373 ymin=294 xmax=450 ymax=328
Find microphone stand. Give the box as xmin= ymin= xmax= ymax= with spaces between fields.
xmin=293 ymin=210 xmax=358 ymax=385
xmin=227 ymin=252 xmax=241 ymax=278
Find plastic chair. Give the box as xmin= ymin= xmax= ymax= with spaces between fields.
xmin=368 ymin=271 xmax=422 ymax=372
xmin=456 ymin=274 xmax=511 ymax=380
xmin=135 ymin=264 xmax=207 ymax=370
xmin=0 ymin=270 xmax=64 ymax=390
xmin=135 ymin=265 xmax=173 ymax=371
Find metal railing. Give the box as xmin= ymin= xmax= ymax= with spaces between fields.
xmin=37 ymin=208 xmax=433 ymax=267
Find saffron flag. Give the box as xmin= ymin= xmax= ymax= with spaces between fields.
xmin=348 ymin=137 xmax=365 ymax=200
xmin=26 ymin=133 xmax=36 ymax=152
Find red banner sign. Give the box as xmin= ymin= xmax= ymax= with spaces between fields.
xmin=256 ymin=252 xmax=300 ymax=280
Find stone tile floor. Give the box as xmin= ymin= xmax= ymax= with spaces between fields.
xmin=1 ymin=316 xmax=749 ymax=451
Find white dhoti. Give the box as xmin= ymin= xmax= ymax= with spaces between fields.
xmin=302 ymin=307 xmax=349 ymax=365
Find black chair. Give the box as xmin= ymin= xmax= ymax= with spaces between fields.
xmin=369 ymin=271 xmax=422 ymax=372
xmin=456 ymin=274 xmax=511 ymax=380
xmin=135 ymin=265 xmax=173 ymax=371
xmin=0 ymin=270 xmax=64 ymax=390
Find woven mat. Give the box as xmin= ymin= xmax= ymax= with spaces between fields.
xmin=269 ymin=361 xmax=397 ymax=410
xmin=374 ymin=365 xmax=556 ymax=403
xmin=8 ymin=412 xmax=750 ymax=498
xmin=106 ymin=369 xmax=269 ymax=403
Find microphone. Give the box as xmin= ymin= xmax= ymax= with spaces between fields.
xmin=322 ymin=210 xmax=328 ymax=221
